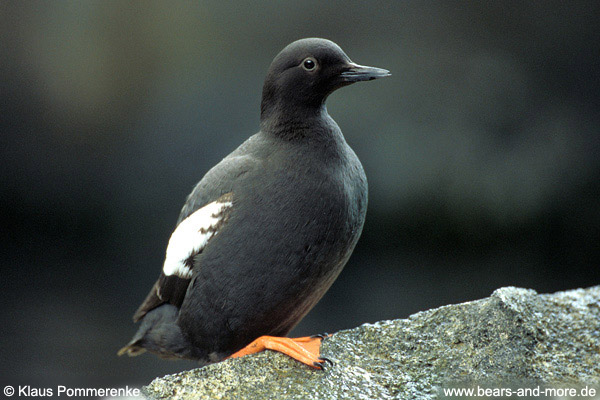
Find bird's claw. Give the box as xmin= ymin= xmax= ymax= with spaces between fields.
xmin=313 ymin=357 xmax=334 ymax=370
xmin=310 ymin=332 xmax=330 ymax=340
xmin=320 ymin=357 xmax=334 ymax=366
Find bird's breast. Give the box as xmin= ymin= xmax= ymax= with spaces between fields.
xmin=238 ymin=150 xmax=367 ymax=278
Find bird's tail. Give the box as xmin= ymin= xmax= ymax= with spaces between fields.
xmin=117 ymin=337 xmax=146 ymax=357
xmin=117 ymin=304 xmax=200 ymax=360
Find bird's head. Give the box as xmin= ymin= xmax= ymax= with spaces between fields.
xmin=260 ymin=38 xmax=390 ymax=126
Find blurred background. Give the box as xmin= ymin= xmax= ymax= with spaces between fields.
xmin=1 ymin=0 xmax=599 ymax=390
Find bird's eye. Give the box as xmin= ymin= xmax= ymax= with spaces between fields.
xmin=302 ymin=57 xmax=317 ymax=71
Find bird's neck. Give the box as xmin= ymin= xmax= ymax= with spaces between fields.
xmin=260 ymin=103 xmax=338 ymax=141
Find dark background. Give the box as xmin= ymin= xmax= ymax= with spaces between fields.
xmin=1 ymin=0 xmax=599 ymax=390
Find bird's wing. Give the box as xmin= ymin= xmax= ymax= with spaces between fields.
xmin=132 ymin=192 xmax=234 ymax=322
xmin=132 ymin=137 xmax=259 ymax=322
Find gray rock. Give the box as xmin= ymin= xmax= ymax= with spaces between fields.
xmin=143 ymin=286 xmax=600 ymax=399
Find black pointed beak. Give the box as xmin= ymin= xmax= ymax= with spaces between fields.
xmin=340 ymin=62 xmax=391 ymax=82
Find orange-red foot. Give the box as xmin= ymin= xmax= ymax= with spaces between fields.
xmin=227 ymin=335 xmax=332 ymax=369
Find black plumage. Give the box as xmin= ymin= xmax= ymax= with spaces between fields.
xmin=119 ymin=38 xmax=389 ymax=364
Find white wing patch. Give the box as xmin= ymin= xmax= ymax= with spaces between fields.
xmin=162 ymin=194 xmax=233 ymax=279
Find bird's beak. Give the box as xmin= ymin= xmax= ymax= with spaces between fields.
xmin=340 ymin=62 xmax=391 ymax=82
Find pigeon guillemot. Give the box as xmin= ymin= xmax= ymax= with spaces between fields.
xmin=119 ymin=38 xmax=390 ymax=369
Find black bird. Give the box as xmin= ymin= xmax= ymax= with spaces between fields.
xmin=119 ymin=38 xmax=389 ymax=369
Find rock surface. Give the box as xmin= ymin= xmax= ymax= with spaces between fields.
xmin=143 ymin=286 xmax=600 ymax=399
